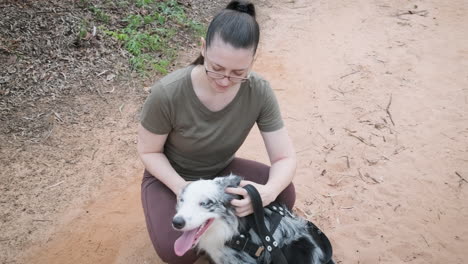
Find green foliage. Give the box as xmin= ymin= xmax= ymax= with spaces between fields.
xmin=78 ymin=21 xmax=88 ymax=39
xmin=117 ymin=1 xmax=130 ymax=8
xmin=135 ymin=0 xmax=155 ymax=8
xmin=88 ymin=6 xmax=111 ymax=23
xmin=100 ymin=0 xmax=206 ymax=74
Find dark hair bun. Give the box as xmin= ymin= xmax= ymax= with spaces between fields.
xmin=226 ymin=0 xmax=256 ymax=18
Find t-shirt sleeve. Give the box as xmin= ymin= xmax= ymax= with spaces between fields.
xmin=256 ymin=80 xmax=284 ymax=132
xmin=140 ymin=82 xmax=173 ymax=134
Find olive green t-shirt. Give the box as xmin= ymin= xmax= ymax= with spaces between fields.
xmin=140 ymin=65 xmax=284 ymax=180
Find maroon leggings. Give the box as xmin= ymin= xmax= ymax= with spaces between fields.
xmin=141 ymin=158 xmax=296 ymax=264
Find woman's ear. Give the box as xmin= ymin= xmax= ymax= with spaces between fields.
xmin=200 ymin=37 xmax=206 ymax=57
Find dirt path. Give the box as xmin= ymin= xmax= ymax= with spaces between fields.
xmin=19 ymin=0 xmax=468 ymax=263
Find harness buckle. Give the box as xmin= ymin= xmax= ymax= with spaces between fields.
xmin=255 ymin=246 xmax=265 ymax=257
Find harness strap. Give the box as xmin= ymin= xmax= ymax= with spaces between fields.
xmin=226 ymin=233 xmax=265 ymax=259
xmin=243 ymin=184 xmax=289 ymax=264
xmin=267 ymin=203 xmax=286 ymax=233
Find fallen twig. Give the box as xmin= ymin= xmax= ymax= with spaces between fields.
xmin=46 ymin=181 xmax=64 ymax=189
xmin=365 ymin=172 xmax=381 ymax=184
xmin=33 ymin=219 xmax=52 ymax=222
xmin=396 ymin=10 xmax=429 ymax=17
xmin=340 ymin=156 xmax=350 ymax=168
xmin=53 ymin=111 xmax=63 ymax=122
xmin=386 ymin=94 xmax=395 ymax=126
xmin=322 ymin=194 xmax=336 ymax=206
xmin=328 ymin=85 xmax=345 ymax=96
xmin=455 ymin=172 xmax=467 ymax=181
xmin=455 ymin=172 xmax=467 ymax=186
xmin=357 ymin=169 xmax=381 ymax=184
xmin=420 ymin=235 xmax=430 ymax=247
xmin=348 ymin=133 xmax=376 ymax=147
xmin=328 ymin=176 xmax=347 ymax=187
xmin=340 ymin=70 xmax=360 ymax=79
xmin=43 ymin=125 xmax=54 ymax=142
xmin=95 ymin=242 xmax=102 ymax=252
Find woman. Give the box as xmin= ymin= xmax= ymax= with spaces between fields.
xmin=137 ymin=1 xmax=297 ymax=263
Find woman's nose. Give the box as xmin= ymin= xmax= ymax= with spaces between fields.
xmin=217 ymin=77 xmax=231 ymax=86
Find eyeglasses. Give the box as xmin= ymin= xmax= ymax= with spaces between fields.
xmin=204 ymin=67 xmax=250 ymax=83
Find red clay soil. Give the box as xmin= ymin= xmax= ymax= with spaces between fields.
xmin=4 ymin=0 xmax=468 ymax=263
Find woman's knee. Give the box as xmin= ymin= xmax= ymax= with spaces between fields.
xmin=154 ymin=241 xmax=197 ymax=264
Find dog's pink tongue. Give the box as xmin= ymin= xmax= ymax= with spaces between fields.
xmin=174 ymin=229 xmax=198 ymax=256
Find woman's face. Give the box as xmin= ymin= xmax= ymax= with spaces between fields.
xmin=201 ymin=37 xmax=255 ymax=93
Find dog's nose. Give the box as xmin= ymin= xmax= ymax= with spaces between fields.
xmin=172 ymin=216 xmax=186 ymax=230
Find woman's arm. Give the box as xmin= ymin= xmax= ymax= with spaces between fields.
xmin=227 ymin=127 xmax=296 ymax=216
xmin=137 ymin=124 xmax=188 ymax=196
xmin=260 ymin=126 xmax=297 ymax=203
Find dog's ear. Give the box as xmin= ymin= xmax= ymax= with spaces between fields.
xmin=215 ymin=174 xmax=243 ymax=207
xmin=215 ymin=174 xmax=242 ymax=188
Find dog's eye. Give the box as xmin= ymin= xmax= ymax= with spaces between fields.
xmin=200 ymin=200 xmax=214 ymax=207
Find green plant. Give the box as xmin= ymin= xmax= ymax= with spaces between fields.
xmin=103 ymin=0 xmax=204 ymax=74
xmin=117 ymin=1 xmax=130 ymax=8
xmin=89 ymin=5 xmax=111 ymax=23
xmin=77 ymin=19 xmax=90 ymax=40
xmin=135 ymin=0 xmax=155 ymax=8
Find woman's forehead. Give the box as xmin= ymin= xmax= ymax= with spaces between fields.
xmin=207 ymin=38 xmax=254 ymax=70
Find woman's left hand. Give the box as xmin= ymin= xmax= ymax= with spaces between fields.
xmin=225 ymin=180 xmax=277 ymax=217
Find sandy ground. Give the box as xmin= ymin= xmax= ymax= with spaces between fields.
xmin=10 ymin=0 xmax=468 ymax=263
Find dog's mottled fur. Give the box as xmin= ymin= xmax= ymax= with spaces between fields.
xmin=172 ymin=174 xmax=326 ymax=264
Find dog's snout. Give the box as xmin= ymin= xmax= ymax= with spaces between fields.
xmin=172 ymin=216 xmax=186 ymax=230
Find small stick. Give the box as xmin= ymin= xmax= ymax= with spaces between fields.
xmin=396 ymin=10 xmax=429 ymax=17
xmin=33 ymin=219 xmax=52 ymax=222
xmin=344 ymin=128 xmax=357 ymax=133
xmin=95 ymin=242 xmax=101 ymax=252
xmin=365 ymin=173 xmax=381 ymax=184
xmin=97 ymin=70 xmax=108 ymax=76
xmin=46 ymin=181 xmax=64 ymax=189
xmin=357 ymin=169 xmax=367 ymax=183
xmin=323 ymin=194 xmax=335 ymax=206
xmin=455 ymin=172 xmax=468 ymax=186
xmin=43 ymin=126 xmax=54 ymax=142
xmin=54 ymin=112 xmax=63 ymax=122
xmin=348 ymin=133 xmax=376 ymax=147
xmin=340 ymin=70 xmax=360 ymax=79
xmin=340 ymin=156 xmax=350 ymax=168
xmin=92 ymin=149 xmax=98 ymax=160
xmin=328 ymin=86 xmax=345 ymax=96
xmin=329 ymin=176 xmax=347 ymax=187
xmin=420 ymin=235 xmax=430 ymax=247
xmin=386 ymin=94 xmax=395 ymax=126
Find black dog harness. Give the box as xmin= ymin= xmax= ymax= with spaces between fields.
xmin=226 ymin=185 xmax=334 ymax=264
xmin=226 ymin=202 xmax=286 ymax=261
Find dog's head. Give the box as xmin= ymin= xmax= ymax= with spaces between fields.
xmin=172 ymin=174 xmax=242 ymax=256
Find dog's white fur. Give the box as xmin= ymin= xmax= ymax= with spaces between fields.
xmin=173 ymin=174 xmax=325 ymax=264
